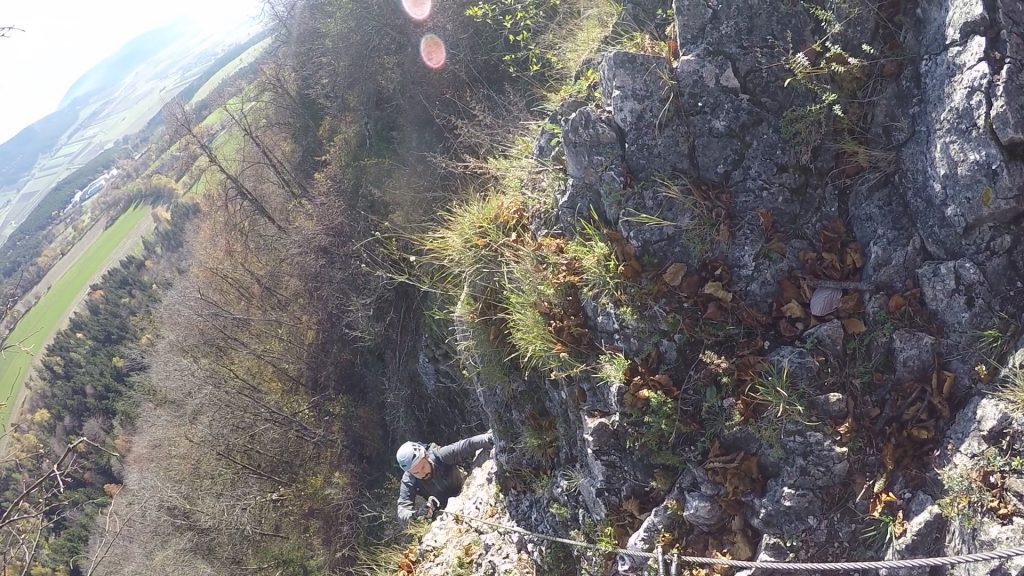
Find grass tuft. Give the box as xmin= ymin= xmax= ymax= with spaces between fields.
xmin=565 ymin=219 xmax=622 ymax=304
xmin=995 ymin=364 xmax=1024 ymax=414
xmin=596 ymin=351 xmax=629 ymax=387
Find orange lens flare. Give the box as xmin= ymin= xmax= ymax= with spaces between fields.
xmin=402 ymin=0 xmax=432 ymax=20
xmin=420 ymin=34 xmax=447 ymax=69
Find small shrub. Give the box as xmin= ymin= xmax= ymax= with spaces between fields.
xmin=747 ymin=362 xmax=812 ymax=454
xmin=465 ymin=0 xmax=562 ymax=76
xmin=628 ymin=389 xmax=682 ymax=468
xmin=419 ymin=193 xmax=528 ymax=296
xmin=861 ymin=512 xmax=903 ymax=553
xmin=937 ymin=464 xmax=988 ymax=529
xmin=521 ymin=414 xmax=559 ymax=464
xmin=655 ymin=177 xmax=726 ymax=261
xmin=558 ymin=465 xmax=588 ymax=496
xmin=596 ymin=351 xmax=629 ymax=386
xmin=553 ymin=68 xmax=601 ymax=104
xmin=596 ymin=524 xmax=618 ymax=553
xmin=501 ymin=254 xmax=581 ymax=377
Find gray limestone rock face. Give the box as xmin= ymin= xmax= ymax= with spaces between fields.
xmin=891 ymin=330 xmax=938 ymax=383
xmin=599 ymin=50 xmax=694 ymax=186
xmin=946 ymin=517 xmax=1024 ymax=576
xmin=667 ymin=0 xmax=840 ymax=306
xmin=809 ymin=393 xmax=847 ymax=422
xmin=767 ymin=346 xmax=819 ymax=390
xmin=803 ymin=320 xmax=845 ymax=360
xmin=900 ymin=0 xmax=1024 ymax=260
xmin=672 ymin=0 xmax=822 ymax=111
xmin=919 ymin=259 xmax=996 ymax=394
xmin=990 ymin=0 xmax=1024 ymax=146
xmin=616 ymin=179 xmax=714 ymax=269
xmin=879 ymin=495 xmax=947 ymax=576
xmin=581 ymin=414 xmax=622 ymax=520
xmin=939 ymin=396 xmax=1015 ymax=468
xmin=617 ymin=470 xmax=693 ymax=574
xmin=560 ymin=107 xmax=627 ymax=229
xmin=581 ymin=298 xmax=644 ymax=359
xmin=735 ymin=535 xmax=792 ymax=576
xmin=752 ymin=424 xmax=849 ymax=538
xmin=683 ymin=491 xmax=726 ymax=532
xmin=850 ymin=175 xmax=924 ymax=292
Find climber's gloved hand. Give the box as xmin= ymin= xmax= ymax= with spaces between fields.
xmin=425 ymin=496 xmax=440 ymax=520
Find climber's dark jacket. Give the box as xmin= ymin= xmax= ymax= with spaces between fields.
xmin=396 ymin=433 xmax=493 ymax=522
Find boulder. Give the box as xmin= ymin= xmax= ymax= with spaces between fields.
xmin=891 ymin=330 xmax=938 ymax=383
xmin=803 ymin=320 xmax=845 ymax=359
xmin=560 ymin=107 xmax=627 ymax=229
xmin=752 ymin=424 xmax=849 ymax=539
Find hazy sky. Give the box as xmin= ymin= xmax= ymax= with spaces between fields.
xmin=0 ymin=0 xmax=264 ymax=144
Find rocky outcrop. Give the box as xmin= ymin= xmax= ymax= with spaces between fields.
xmin=416 ymin=457 xmax=538 ymax=575
xmin=752 ymin=424 xmax=849 ymax=540
xmin=415 ymin=0 xmax=1024 ymax=573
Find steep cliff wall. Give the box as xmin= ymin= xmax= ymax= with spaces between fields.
xmin=408 ymin=1 xmax=1024 ymax=574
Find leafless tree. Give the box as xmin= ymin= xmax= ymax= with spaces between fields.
xmin=167 ymin=100 xmax=285 ymax=231
xmin=0 ymin=438 xmax=119 ymax=573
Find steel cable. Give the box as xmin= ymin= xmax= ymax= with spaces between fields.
xmin=436 ymin=509 xmax=1024 ymax=572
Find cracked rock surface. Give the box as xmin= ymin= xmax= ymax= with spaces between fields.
xmin=413 ymin=0 xmax=1024 ymax=573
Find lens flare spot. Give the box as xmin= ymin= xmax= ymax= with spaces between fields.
xmin=420 ymin=34 xmax=447 ymax=69
xmin=402 ymin=0 xmax=432 ymax=20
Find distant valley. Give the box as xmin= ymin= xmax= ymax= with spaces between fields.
xmin=0 ymin=17 xmax=262 ymax=247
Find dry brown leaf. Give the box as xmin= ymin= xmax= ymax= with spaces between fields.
xmin=941 ymin=371 xmax=955 ymax=398
xmin=837 ymin=292 xmax=862 ymax=316
xmin=835 ymin=412 xmax=854 ymax=438
xmin=908 ymin=426 xmax=934 ymax=441
xmin=777 ymin=318 xmax=801 ymax=338
xmin=779 ymin=278 xmax=804 ymax=304
xmin=704 ymin=301 xmax=725 ymax=321
xmin=622 ymin=497 xmax=644 ymax=519
xmin=892 ymin=510 xmax=907 ymax=539
xmin=869 ymin=491 xmax=898 ymax=517
xmin=663 ymin=263 xmax=688 ymax=286
xmin=703 ymin=281 xmax=734 ymax=302
xmin=842 ymin=318 xmax=867 ymax=335
xmin=887 ymin=293 xmax=907 ymax=314
xmin=882 ymin=441 xmax=897 ymax=470
xmin=846 ymin=242 xmax=865 ymax=269
xmin=718 ymin=223 xmax=731 ymax=243
xmin=781 ymin=300 xmax=806 ymax=320
xmin=730 ymin=516 xmax=755 ymax=560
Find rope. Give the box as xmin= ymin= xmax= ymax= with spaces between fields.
xmin=435 ymin=509 xmax=1024 ymax=572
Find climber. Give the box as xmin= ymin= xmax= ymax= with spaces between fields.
xmin=395 ymin=431 xmax=494 ymax=522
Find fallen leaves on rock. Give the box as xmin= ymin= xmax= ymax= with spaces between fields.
xmin=697 ymin=444 xmax=762 ymax=562
xmin=623 ymin=350 xmax=678 ymax=410
xmin=703 ymin=281 xmax=733 ymax=303
xmin=663 ymin=262 xmax=688 ymax=286
xmin=607 ymin=230 xmax=644 ymax=279
xmin=757 ymin=209 xmax=786 ymax=257
xmin=774 ymin=221 xmax=867 ymax=339
xmin=841 ymin=317 xmax=867 ymax=335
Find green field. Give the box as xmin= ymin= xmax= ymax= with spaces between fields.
xmin=0 ymin=204 xmax=150 ymax=429
xmin=191 ymin=37 xmax=272 ymax=104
